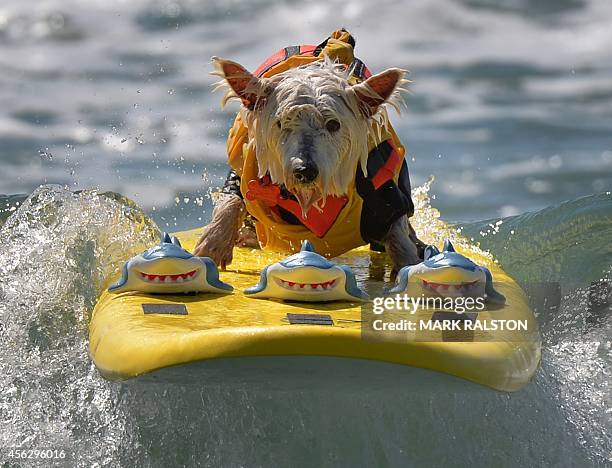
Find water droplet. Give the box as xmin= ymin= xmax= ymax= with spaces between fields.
xmin=39 ymin=149 xmax=53 ymax=160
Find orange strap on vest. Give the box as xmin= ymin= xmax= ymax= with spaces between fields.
xmin=371 ymin=141 xmax=402 ymax=189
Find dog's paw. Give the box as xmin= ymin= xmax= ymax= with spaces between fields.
xmin=385 ymin=217 xmax=423 ymax=278
xmin=194 ymin=224 xmax=237 ymax=270
xmin=235 ymin=224 xmax=259 ymax=248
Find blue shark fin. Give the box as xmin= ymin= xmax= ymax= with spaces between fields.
xmin=338 ymin=265 xmax=369 ymax=301
xmin=108 ymin=262 xmax=130 ymax=292
xmin=424 ymin=245 xmax=440 ymax=260
xmin=244 ymin=266 xmax=269 ymax=295
xmin=300 ymin=240 xmax=315 ymax=252
xmin=200 ymin=257 xmax=233 ymax=292
xmin=443 ymin=239 xmax=455 ymax=252
xmin=170 ymin=236 xmax=181 ymax=247
xmin=387 ymin=265 xmax=415 ymax=294
xmin=162 ymin=232 xmax=172 ymax=243
xmin=483 ymin=267 xmax=506 ymax=304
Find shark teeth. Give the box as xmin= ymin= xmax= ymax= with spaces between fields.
xmin=138 ymin=269 xmax=198 ymax=284
xmin=278 ymin=279 xmax=337 ymax=291
xmin=421 ymin=280 xmax=479 ymax=293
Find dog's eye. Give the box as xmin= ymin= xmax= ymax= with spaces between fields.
xmin=325 ymin=120 xmax=340 ymax=133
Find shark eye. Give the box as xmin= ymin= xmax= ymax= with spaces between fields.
xmin=325 ymin=119 xmax=340 ymax=133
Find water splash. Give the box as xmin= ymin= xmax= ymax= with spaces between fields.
xmin=0 ymin=185 xmax=159 ymax=466
xmin=541 ymin=273 xmax=612 ymax=464
xmin=460 ymin=193 xmax=612 ymax=463
xmin=0 ymin=194 xmax=27 ymax=228
xmin=0 ymin=182 xmax=608 ymax=466
xmin=412 ymin=177 xmax=494 ymax=263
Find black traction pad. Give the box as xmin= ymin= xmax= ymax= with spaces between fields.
xmin=287 ymin=313 xmax=334 ymax=326
xmin=142 ymin=304 xmax=188 ymax=315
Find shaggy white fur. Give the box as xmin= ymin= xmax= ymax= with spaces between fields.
xmin=212 ymin=55 xmax=408 ymax=214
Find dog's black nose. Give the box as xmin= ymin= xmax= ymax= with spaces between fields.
xmin=293 ymin=163 xmax=319 ymax=183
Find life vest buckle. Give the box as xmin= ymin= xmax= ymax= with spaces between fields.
xmin=245 ymin=177 xmax=281 ymax=205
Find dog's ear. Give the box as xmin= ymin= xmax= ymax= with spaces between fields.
xmin=351 ymin=68 xmax=405 ymax=117
xmin=211 ymin=57 xmax=270 ymax=110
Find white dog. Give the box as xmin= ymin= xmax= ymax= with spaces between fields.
xmin=195 ymin=30 xmax=424 ymax=276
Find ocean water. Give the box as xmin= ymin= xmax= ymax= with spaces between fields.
xmin=0 ymin=0 xmax=610 ymax=466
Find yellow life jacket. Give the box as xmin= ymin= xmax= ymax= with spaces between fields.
xmin=226 ymin=30 xmax=410 ymax=258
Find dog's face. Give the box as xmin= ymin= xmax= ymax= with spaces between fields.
xmin=213 ymin=56 xmax=405 ymax=214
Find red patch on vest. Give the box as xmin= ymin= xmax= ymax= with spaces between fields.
xmin=245 ymin=178 xmax=348 ymax=238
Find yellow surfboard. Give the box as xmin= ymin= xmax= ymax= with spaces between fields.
xmin=89 ymin=224 xmax=541 ymax=392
